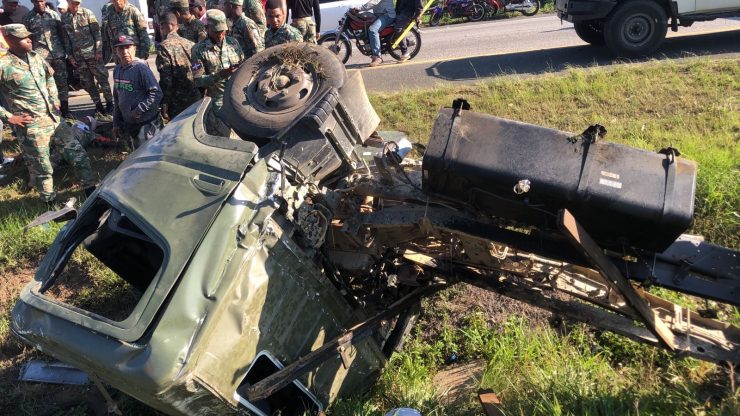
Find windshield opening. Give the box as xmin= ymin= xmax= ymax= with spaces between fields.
xmin=40 ymin=199 xmax=164 ymax=322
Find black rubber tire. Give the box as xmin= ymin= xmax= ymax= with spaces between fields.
xmin=388 ymin=27 xmax=423 ymax=61
xmin=429 ymin=11 xmax=442 ymax=26
xmin=574 ymin=20 xmax=606 ymax=45
xmin=317 ymin=33 xmax=352 ymax=64
xmin=604 ymin=0 xmax=668 ymax=57
xmin=220 ymin=44 xmax=346 ymax=141
xmin=520 ymin=0 xmax=540 ymax=16
xmin=468 ymin=4 xmax=486 ymax=22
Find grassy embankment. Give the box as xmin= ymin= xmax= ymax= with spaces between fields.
xmin=0 ymin=58 xmax=738 ymax=415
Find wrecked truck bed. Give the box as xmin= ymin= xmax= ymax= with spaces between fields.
xmin=11 ymin=44 xmax=740 ymax=415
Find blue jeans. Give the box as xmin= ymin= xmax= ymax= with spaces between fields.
xmin=368 ymin=14 xmax=395 ymax=57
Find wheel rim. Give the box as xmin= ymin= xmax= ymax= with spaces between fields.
xmin=249 ymin=64 xmax=316 ymax=113
xmin=623 ymin=13 xmax=653 ymax=46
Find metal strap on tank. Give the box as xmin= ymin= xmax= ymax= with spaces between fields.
xmin=441 ymin=98 xmax=471 ymax=170
xmin=658 ymin=147 xmax=679 ymax=226
xmin=574 ymin=125 xmax=606 ymax=199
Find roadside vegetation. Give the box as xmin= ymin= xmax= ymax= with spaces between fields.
xmin=0 ymin=57 xmax=738 ymax=414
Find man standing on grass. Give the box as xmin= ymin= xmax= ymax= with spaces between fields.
xmin=0 ymin=24 xmax=96 ymax=205
xmin=61 ymin=0 xmax=114 ymax=116
xmin=156 ymin=13 xmax=201 ymax=120
xmin=287 ymin=0 xmax=320 ymax=44
xmin=111 ymin=35 xmax=163 ymax=149
xmin=264 ymin=0 xmax=302 ymax=48
xmin=171 ymin=0 xmax=207 ymax=42
xmin=191 ymin=9 xmax=244 ymax=135
xmin=104 ymin=0 xmax=151 ymax=60
xmin=24 ymin=0 xmax=72 ymax=118
xmin=224 ymin=0 xmax=263 ymax=58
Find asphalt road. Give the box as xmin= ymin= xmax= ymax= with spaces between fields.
xmin=70 ymin=14 xmax=740 ymax=113
xmin=339 ymin=14 xmax=740 ymax=91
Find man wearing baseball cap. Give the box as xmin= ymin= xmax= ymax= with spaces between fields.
xmin=191 ymin=9 xmax=244 ymax=135
xmin=170 ymin=0 xmax=206 ymax=42
xmin=0 ymin=24 xmax=96 ymax=204
xmin=111 ymin=35 xmax=163 ymax=149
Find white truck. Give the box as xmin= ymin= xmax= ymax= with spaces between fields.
xmin=555 ymin=0 xmax=740 ymax=56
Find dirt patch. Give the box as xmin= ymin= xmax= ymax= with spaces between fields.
xmin=434 ymin=359 xmax=486 ymax=406
xmin=419 ymin=283 xmax=553 ymax=344
xmin=0 ymin=266 xmax=35 ymax=316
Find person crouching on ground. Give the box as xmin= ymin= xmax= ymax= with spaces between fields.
xmin=264 ymin=0 xmax=303 ymax=48
xmin=111 ymin=35 xmax=163 ymax=150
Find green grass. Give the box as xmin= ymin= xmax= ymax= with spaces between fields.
xmin=0 ymin=58 xmax=738 ymax=415
xmin=370 ymin=58 xmax=740 ymax=249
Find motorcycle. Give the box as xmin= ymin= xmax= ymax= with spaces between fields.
xmin=318 ymin=9 xmax=423 ymax=65
xmin=481 ymin=0 xmax=540 ymax=17
xmin=428 ymin=0 xmax=486 ymax=26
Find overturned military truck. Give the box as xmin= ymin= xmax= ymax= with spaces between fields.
xmin=11 ymin=44 xmax=739 ymax=415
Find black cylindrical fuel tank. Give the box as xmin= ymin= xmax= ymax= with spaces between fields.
xmin=421 ymin=108 xmax=697 ymax=252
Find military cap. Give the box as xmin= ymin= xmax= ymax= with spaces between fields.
xmin=170 ymin=0 xmax=189 ymax=8
xmin=114 ymin=35 xmax=136 ymax=47
xmin=1 ymin=24 xmax=32 ymax=39
xmin=67 ymin=0 xmax=80 ymax=4
xmin=225 ymin=0 xmax=243 ymax=6
xmin=206 ymin=9 xmax=228 ymax=31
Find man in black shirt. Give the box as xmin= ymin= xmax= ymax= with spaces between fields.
xmin=287 ymin=0 xmax=320 ymax=43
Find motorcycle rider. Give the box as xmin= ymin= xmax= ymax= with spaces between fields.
xmin=353 ymin=0 xmax=395 ymax=67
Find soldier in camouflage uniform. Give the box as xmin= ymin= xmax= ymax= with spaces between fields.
xmin=103 ymin=0 xmax=151 ymax=60
xmin=0 ymin=24 xmax=96 ymax=203
xmin=243 ymin=0 xmax=266 ymax=36
xmin=191 ymin=9 xmax=244 ymax=135
xmin=170 ymin=0 xmax=207 ymax=43
xmin=23 ymin=0 xmax=72 ymax=117
xmin=264 ymin=0 xmax=303 ymax=48
xmin=61 ymin=0 xmax=114 ymax=115
xmin=224 ymin=0 xmax=263 ymax=58
xmin=156 ymin=13 xmax=202 ymax=120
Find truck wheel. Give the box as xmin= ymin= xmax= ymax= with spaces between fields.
xmin=573 ymin=20 xmax=605 ymax=45
xmin=604 ymin=0 xmax=668 ymax=57
xmin=220 ymin=44 xmax=346 ymax=141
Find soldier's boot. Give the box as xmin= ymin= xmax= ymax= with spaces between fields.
xmin=61 ymin=100 xmax=73 ymax=118
xmin=95 ymin=102 xmax=106 ymax=116
xmin=105 ymin=101 xmax=114 ymax=115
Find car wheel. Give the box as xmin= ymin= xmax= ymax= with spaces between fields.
xmin=574 ymin=20 xmax=606 ymax=45
xmin=220 ymin=44 xmax=347 ymax=141
xmin=604 ymin=0 xmax=668 ymax=57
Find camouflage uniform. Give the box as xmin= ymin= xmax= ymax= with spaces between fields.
xmin=264 ymin=24 xmax=303 ymax=48
xmin=191 ymin=37 xmax=244 ymax=110
xmin=192 ymin=10 xmax=244 ymax=136
xmin=156 ymin=32 xmax=202 ymax=118
xmin=291 ymin=17 xmax=317 ymax=44
xmin=100 ymin=2 xmax=112 ymax=62
xmin=61 ymin=6 xmax=113 ymax=107
xmin=227 ymin=12 xmax=263 ymax=58
xmin=23 ymin=8 xmax=70 ymax=102
xmin=0 ymin=42 xmax=95 ymax=202
xmin=243 ymin=0 xmax=266 ymax=36
xmin=103 ymin=2 xmax=151 ymax=59
xmin=177 ymin=15 xmax=207 ymax=43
